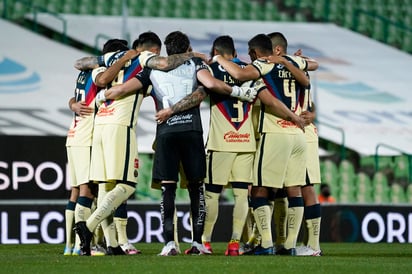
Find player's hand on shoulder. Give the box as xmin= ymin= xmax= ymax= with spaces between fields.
xmin=294 ymin=49 xmax=302 ymax=56
xmin=192 ymin=52 xmax=208 ymax=63
xmin=260 ymin=55 xmax=285 ymax=65
xmin=124 ymin=49 xmax=139 ymax=59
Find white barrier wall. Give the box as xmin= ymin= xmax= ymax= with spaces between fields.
xmin=1 ymin=17 xmax=412 ymax=155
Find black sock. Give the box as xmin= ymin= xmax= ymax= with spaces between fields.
xmin=160 ymin=183 xmax=176 ymax=243
xmin=188 ymin=182 xmax=205 ymax=243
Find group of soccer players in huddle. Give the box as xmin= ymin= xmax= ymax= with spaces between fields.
xmin=64 ymin=28 xmax=322 ymax=257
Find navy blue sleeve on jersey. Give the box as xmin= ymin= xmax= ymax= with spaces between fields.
xmin=135 ymin=67 xmax=152 ymax=90
xmin=97 ymin=55 xmax=105 ymax=67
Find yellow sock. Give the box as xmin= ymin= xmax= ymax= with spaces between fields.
xmin=284 ymin=205 xmax=304 ymax=249
xmin=253 ymin=205 xmax=273 ymax=248
xmin=114 ymin=217 xmax=129 ymax=245
xmin=231 ymin=188 xmax=249 ymax=240
xmin=87 ymin=183 xmax=134 ymax=232
xmin=65 ymin=208 xmax=75 ymax=248
xmin=75 ymin=204 xmax=92 ymax=223
xmin=93 ymin=225 xmax=104 ymax=246
xmin=201 ymin=191 xmax=220 ymax=242
xmin=306 ymin=217 xmax=321 ymax=250
xmin=101 ymin=217 xmax=118 ymax=247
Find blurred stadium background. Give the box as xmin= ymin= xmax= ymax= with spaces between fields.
xmin=1 ymin=0 xmax=411 ymax=204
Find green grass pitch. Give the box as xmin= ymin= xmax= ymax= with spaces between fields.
xmin=1 ymin=243 xmax=412 ymax=274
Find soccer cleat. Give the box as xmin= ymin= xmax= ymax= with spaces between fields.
xmin=241 ymin=243 xmax=256 ymax=255
xmin=91 ymin=244 xmax=106 ymax=256
xmin=295 ymin=245 xmax=322 ymax=256
xmin=203 ymin=241 xmax=213 ymax=254
xmin=106 ymin=246 xmax=126 ymax=255
xmin=184 ymin=241 xmax=212 ymax=255
xmin=276 ymin=247 xmax=296 ymax=256
xmin=120 ymin=243 xmax=141 ymax=255
xmin=158 ymin=241 xmax=178 ymax=256
xmin=274 ymin=244 xmax=284 ymax=253
xmin=73 ymin=222 xmax=93 ymax=256
xmin=72 ymin=248 xmax=81 ymax=256
xmin=63 ymin=246 xmax=72 ymax=256
xmin=253 ymin=245 xmax=274 ymax=255
xmin=225 ymin=240 xmax=240 ymax=256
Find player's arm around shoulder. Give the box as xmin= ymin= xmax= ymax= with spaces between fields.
xmin=213 ymin=55 xmax=260 ymax=82
xmin=143 ymin=50 xmax=207 ymax=71
xmin=155 ymin=86 xmax=208 ymax=124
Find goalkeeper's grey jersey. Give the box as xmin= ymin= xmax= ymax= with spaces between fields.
xmin=136 ymin=57 xmax=209 ymax=136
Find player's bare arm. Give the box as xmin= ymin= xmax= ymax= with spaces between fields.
xmin=258 ymin=89 xmax=305 ymax=132
xmin=95 ymin=49 xmax=138 ymax=87
xmin=155 ymin=86 xmax=207 ymax=123
xmin=196 ymin=69 xmax=256 ymax=102
xmin=294 ymin=49 xmax=319 ymax=71
xmin=196 ymin=69 xmax=233 ymax=94
xmin=262 ymin=55 xmax=310 ymax=86
xmin=74 ymin=56 xmax=100 ymax=70
xmin=213 ymin=55 xmax=260 ymax=81
xmin=281 ymin=58 xmax=310 ymax=87
xmin=147 ymin=51 xmax=207 ymax=71
xmin=103 ymin=78 xmax=143 ymax=100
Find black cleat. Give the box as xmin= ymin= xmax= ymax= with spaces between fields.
xmin=106 ymin=246 xmax=126 ymax=255
xmin=275 ymin=247 xmax=296 ymax=256
xmin=73 ymin=221 xmax=93 ymax=256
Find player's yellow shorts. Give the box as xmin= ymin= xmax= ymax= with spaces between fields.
xmin=205 ymin=151 xmax=254 ymax=185
xmin=305 ymin=123 xmax=321 ymax=185
xmin=66 ymin=146 xmax=91 ymax=187
xmin=254 ymin=132 xmax=307 ymax=188
xmin=90 ymin=124 xmax=138 ymax=183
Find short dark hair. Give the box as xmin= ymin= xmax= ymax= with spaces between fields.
xmin=164 ymin=31 xmax=190 ymax=55
xmin=102 ymin=39 xmax=129 ymax=54
xmin=132 ymin=31 xmax=161 ymax=50
xmin=248 ymin=34 xmax=273 ymax=56
xmin=211 ymin=35 xmax=236 ymax=57
xmin=267 ymin=32 xmax=288 ymax=50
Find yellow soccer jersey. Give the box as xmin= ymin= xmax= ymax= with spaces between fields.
xmin=207 ymin=98 xmax=256 ymax=152
xmin=93 ymin=51 xmax=154 ymax=128
xmin=253 ymin=55 xmax=307 ymax=134
xmin=206 ymin=60 xmax=260 ymax=152
xmin=66 ymin=69 xmax=98 ymax=147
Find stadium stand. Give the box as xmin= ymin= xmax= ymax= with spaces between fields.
xmin=355 ymin=172 xmax=374 ymax=203
xmin=390 ymin=183 xmax=407 ymax=204
xmin=281 ymin=0 xmax=412 ymax=53
xmin=372 ymin=171 xmax=391 ymax=204
xmin=406 ymin=184 xmax=412 ymax=203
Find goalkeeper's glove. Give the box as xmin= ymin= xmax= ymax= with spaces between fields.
xmin=95 ymin=89 xmax=106 ymax=107
xmin=230 ymin=85 xmax=257 ymax=102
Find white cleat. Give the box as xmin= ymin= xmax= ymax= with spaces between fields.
xmin=295 ymin=245 xmax=322 ymax=256
xmin=158 ymin=241 xmax=179 ymax=256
